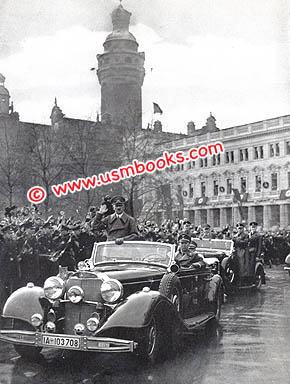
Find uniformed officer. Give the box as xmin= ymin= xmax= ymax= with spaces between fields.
xmin=93 ymin=195 xmax=138 ymax=241
xmin=232 ymin=222 xmax=250 ymax=284
xmin=247 ymin=221 xmax=262 ymax=281
xmin=175 ymin=233 xmax=205 ymax=268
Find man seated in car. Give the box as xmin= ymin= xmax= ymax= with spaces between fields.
xmin=175 ymin=233 xmax=206 ymax=268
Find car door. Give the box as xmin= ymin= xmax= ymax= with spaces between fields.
xmin=178 ymin=267 xmax=211 ymax=318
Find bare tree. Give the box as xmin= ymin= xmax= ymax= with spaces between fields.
xmin=28 ymin=124 xmax=68 ymax=215
xmin=0 ymin=120 xmax=25 ymax=208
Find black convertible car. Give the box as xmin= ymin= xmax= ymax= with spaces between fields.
xmin=0 ymin=241 xmax=223 ymax=363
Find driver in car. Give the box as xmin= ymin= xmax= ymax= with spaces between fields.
xmin=175 ymin=233 xmax=205 ymax=268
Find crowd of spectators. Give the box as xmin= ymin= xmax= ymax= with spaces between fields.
xmin=0 ymin=202 xmax=290 ymax=308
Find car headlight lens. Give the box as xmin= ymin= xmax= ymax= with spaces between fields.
xmin=100 ymin=279 xmax=123 ymax=303
xmin=31 ymin=313 xmax=43 ymax=327
xmin=67 ymin=286 xmax=84 ymax=304
xmin=43 ymin=276 xmax=65 ymax=300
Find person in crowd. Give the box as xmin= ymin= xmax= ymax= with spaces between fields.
xmin=175 ymin=233 xmax=205 ymax=268
xmin=93 ymin=195 xmax=139 ymax=241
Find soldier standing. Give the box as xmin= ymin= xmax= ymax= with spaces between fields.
xmin=247 ymin=221 xmax=262 ymax=283
xmin=93 ymin=196 xmax=138 ymax=241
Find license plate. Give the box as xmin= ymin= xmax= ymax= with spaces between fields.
xmin=42 ymin=335 xmax=80 ymax=349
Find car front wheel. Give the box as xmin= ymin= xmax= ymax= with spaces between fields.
xmin=138 ymin=315 xmax=162 ymax=363
xmin=255 ymin=270 xmax=263 ymax=290
xmin=13 ymin=319 xmax=42 ymax=359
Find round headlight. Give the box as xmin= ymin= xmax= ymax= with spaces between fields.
xmin=100 ymin=279 xmax=123 ymax=303
xmin=87 ymin=315 xmax=100 ymax=332
xmin=67 ymin=286 xmax=84 ymax=304
xmin=43 ymin=276 xmax=65 ymax=300
xmin=31 ymin=313 xmax=43 ymax=327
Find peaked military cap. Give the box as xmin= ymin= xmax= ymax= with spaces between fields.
xmin=111 ymin=195 xmax=126 ymax=205
xmin=178 ymin=232 xmax=191 ymax=242
xmin=189 ymin=241 xmax=197 ymax=248
xmin=249 ymin=221 xmax=258 ymax=226
xmin=236 ymin=222 xmax=245 ymax=227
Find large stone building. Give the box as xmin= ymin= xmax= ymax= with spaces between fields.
xmin=0 ymin=2 xmax=289 ymax=229
xmin=151 ymin=114 xmax=290 ymax=230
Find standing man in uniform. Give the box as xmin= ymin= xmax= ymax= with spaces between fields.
xmin=93 ymin=196 xmax=139 ymax=241
xmin=247 ymin=221 xmax=262 ymax=283
xmin=232 ymin=222 xmax=249 ymax=285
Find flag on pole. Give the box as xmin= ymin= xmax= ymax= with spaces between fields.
xmin=232 ymin=188 xmax=241 ymax=202
xmin=153 ymin=102 xmax=163 ymax=114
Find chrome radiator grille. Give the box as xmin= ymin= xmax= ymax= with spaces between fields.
xmin=65 ymin=277 xmax=103 ymax=301
xmin=64 ymin=277 xmax=103 ymax=335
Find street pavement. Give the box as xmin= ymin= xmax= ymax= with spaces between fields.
xmin=0 ymin=266 xmax=290 ymax=384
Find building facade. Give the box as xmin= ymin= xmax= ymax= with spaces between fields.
xmin=152 ymin=115 xmax=290 ymax=230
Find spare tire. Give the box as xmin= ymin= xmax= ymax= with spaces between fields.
xmin=159 ymin=273 xmax=183 ymax=314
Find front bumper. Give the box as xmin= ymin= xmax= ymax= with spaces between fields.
xmin=0 ymin=330 xmax=137 ymax=353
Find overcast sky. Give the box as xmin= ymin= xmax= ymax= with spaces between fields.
xmin=0 ymin=0 xmax=289 ymax=132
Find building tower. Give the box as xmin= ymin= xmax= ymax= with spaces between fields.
xmin=0 ymin=74 xmax=10 ymax=115
xmin=97 ymin=3 xmax=145 ymax=128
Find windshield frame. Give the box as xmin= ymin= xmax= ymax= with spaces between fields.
xmin=91 ymin=241 xmax=175 ymax=267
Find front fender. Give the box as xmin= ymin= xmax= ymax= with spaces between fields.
xmin=98 ymin=289 xmax=176 ymax=332
xmin=207 ymin=274 xmax=222 ymax=302
xmin=2 ymin=285 xmax=44 ymax=323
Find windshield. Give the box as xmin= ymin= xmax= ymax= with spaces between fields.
xmin=94 ymin=242 xmax=173 ymax=266
xmin=192 ymin=238 xmax=233 ymax=252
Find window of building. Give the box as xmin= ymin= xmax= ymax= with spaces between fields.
xmin=188 ymin=162 xmax=191 ymax=170
xmin=201 ymin=181 xmax=206 ymax=197
xmin=226 ymin=178 xmax=232 ymax=194
xmin=189 ymin=183 xmax=194 ymax=198
xmin=270 ymin=143 xmax=280 ymax=157
xmin=239 ymin=148 xmax=249 ymax=162
xmin=269 ymin=144 xmax=274 ymax=157
xmin=192 ymin=161 xmax=196 ymax=168
xmin=254 ymin=146 xmax=264 ymax=159
xmin=212 ymin=154 xmax=221 ymax=166
xmin=255 ymin=175 xmax=262 ymax=192
xmin=181 ymin=164 xmax=184 ymax=171
xmin=241 ymin=177 xmax=247 ymax=193
xmin=286 ymin=141 xmax=290 ymax=155
xmin=276 ymin=143 xmax=280 ymax=156
xmin=200 ymin=158 xmax=208 ymax=168
xmin=239 ymin=149 xmax=243 ymax=161
xmin=271 ymin=173 xmax=278 ymax=191
xmin=213 ymin=180 xmax=219 ymax=196
xmin=177 ymin=164 xmax=180 ymax=171
xmin=288 ymin=172 xmax=290 ymax=188
xmin=225 ymin=151 xmax=234 ymax=163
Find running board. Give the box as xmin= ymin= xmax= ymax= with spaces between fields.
xmin=183 ymin=313 xmax=215 ymax=329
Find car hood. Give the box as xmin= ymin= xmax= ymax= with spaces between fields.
xmin=93 ymin=264 xmax=166 ymax=284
